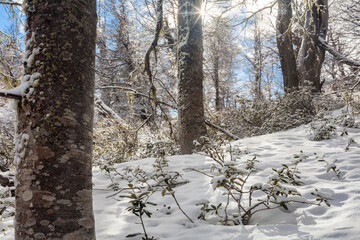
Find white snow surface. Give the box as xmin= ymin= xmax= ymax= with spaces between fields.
xmin=2 ymin=112 xmax=360 ymax=239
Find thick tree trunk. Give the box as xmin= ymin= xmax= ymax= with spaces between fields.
xmin=276 ymin=0 xmax=299 ymax=92
xmin=15 ymin=1 xmax=97 ymax=239
xmin=177 ymin=0 xmax=207 ymax=154
xmin=297 ymin=0 xmax=328 ymax=92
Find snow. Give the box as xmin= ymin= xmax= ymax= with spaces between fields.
xmin=1 ymin=109 xmax=360 ymax=239
xmin=92 ymin=115 xmax=360 ymax=239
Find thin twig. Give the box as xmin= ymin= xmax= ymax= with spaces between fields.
xmin=97 ymin=86 xmax=176 ymax=109
xmin=0 ymin=1 xmax=21 ymax=6
xmin=171 ymin=193 xmax=194 ymax=223
xmin=183 ymin=168 xmax=214 ymax=178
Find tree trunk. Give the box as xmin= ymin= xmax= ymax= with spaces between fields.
xmin=297 ymin=0 xmax=328 ymax=92
xmin=213 ymin=54 xmax=222 ymax=111
xmin=15 ymin=1 xmax=97 ymax=239
xmin=253 ymin=17 xmax=263 ymax=101
xmin=276 ymin=0 xmax=299 ymax=92
xmin=177 ymin=0 xmax=207 ymax=154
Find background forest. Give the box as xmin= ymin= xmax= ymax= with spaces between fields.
xmin=0 ymin=0 xmax=359 ymax=239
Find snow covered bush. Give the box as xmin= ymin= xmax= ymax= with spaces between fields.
xmin=93 ymin=118 xmax=179 ymax=169
xmin=93 ymin=119 xmax=138 ymax=166
xmin=198 ymin=143 xmax=333 ymax=225
xmin=208 ymin=87 xmax=347 ymax=141
xmin=209 ymin=87 xmax=316 ymax=138
xmin=0 ymin=128 xmax=14 ymax=169
xmin=309 ymin=121 xmax=337 ymax=141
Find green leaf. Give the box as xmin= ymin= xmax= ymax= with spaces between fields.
xmin=144 ymin=210 xmax=152 ymax=218
xmin=280 ymin=202 xmax=288 ymax=210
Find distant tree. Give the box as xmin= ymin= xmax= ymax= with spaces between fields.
xmin=276 ymin=0 xmax=300 ymax=92
xmin=204 ymin=15 xmax=238 ymax=110
xmin=177 ymin=0 xmax=207 ymax=153
xmin=10 ymin=1 xmax=97 ymax=239
xmin=276 ymin=0 xmax=329 ymax=92
xmin=321 ymin=0 xmax=360 ymax=89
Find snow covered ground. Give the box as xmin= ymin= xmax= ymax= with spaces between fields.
xmin=1 ymin=109 xmax=360 ymax=239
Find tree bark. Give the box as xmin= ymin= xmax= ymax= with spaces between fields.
xmin=15 ymin=1 xmax=97 ymax=239
xmin=297 ymin=0 xmax=328 ymax=92
xmin=177 ymin=0 xmax=207 ymax=154
xmin=213 ymin=54 xmax=222 ymax=111
xmin=276 ymin=0 xmax=299 ymax=92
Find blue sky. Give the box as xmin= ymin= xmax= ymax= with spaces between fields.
xmin=0 ymin=4 xmax=14 ymax=32
xmin=0 ymin=4 xmax=23 ymax=38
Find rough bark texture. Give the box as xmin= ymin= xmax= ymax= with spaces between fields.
xmin=276 ymin=0 xmax=299 ymax=92
xmin=177 ymin=0 xmax=207 ymax=154
xmin=15 ymin=0 xmax=97 ymax=239
xmin=297 ymin=0 xmax=328 ymax=92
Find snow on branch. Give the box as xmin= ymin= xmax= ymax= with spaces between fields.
xmin=0 ymin=91 xmax=21 ymax=100
xmin=97 ymin=86 xmax=177 ymax=109
xmin=0 ymin=83 xmax=27 ymax=100
xmin=0 ymin=1 xmax=21 ymax=6
xmin=205 ymin=120 xmax=240 ymax=140
xmin=94 ymin=95 xmax=126 ymax=124
xmin=317 ymin=37 xmax=360 ymax=68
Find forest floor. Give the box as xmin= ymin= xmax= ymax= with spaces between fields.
xmin=1 ymin=108 xmax=360 ymax=239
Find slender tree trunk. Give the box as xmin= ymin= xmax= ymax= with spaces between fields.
xmin=276 ymin=0 xmax=299 ymax=92
xmin=213 ymin=54 xmax=222 ymax=111
xmin=98 ymin=30 xmax=112 ymax=106
xmin=253 ymin=18 xmax=263 ymax=101
xmin=15 ymin=1 xmax=97 ymax=239
xmin=297 ymin=0 xmax=328 ymax=92
xmin=177 ymin=0 xmax=207 ymax=154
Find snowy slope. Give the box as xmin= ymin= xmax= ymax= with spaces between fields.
xmin=91 ymin=120 xmax=360 ymax=239
xmin=1 ymin=111 xmax=360 ymax=240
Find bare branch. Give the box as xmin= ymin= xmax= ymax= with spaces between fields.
xmin=232 ymin=1 xmax=277 ymax=28
xmin=317 ymin=37 xmax=360 ymax=68
xmin=94 ymin=95 xmax=126 ymax=124
xmin=0 ymin=1 xmax=21 ymax=6
xmin=97 ymin=86 xmax=176 ymax=109
xmin=0 ymin=91 xmax=21 ymax=100
xmin=205 ymin=120 xmax=240 ymax=140
xmin=144 ymin=0 xmax=163 ymax=84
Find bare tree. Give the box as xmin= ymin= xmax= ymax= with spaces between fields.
xmin=276 ymin=0 xmax=300 ymax=92
xmin=297 ymin=0 xmax=328 ymax=91
xmin=276 ymin=0 xmax=329 ymax=92
xmin=177 ymin=0 xmax=207 ymax=153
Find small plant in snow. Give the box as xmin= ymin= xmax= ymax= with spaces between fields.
xmin=106 ymin=156 xmax=192 ymax=237
xmin=311 ymin=189 xmax=333 ymax=207
xmin=271 ymin=151 xmax=308 ymax=186
xmin=121 ymin=184 xmax=156 ymax=240
xmin=315 ymin=154 xmax=342 ymax=180
xmin=196 ymin=201 xmax=224 ymax=224
xmin=345 ymin=137 xmax=356 ymax=151
xmin=194 ymin=143 xmax=333 ymax=225
xmin=309 ymin=121 xmax=337 ymax=141
xmin=151 ymin=157 xmax=193 ymax=223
